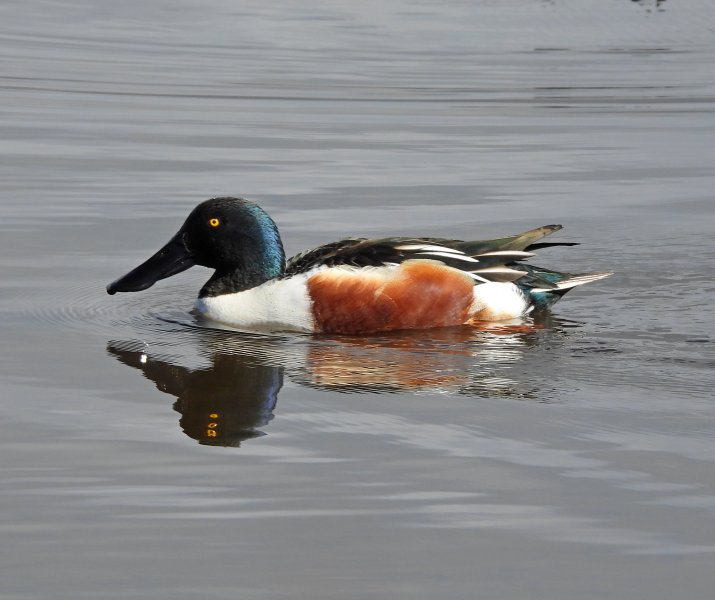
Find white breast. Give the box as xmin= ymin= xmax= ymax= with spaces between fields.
xmin=195 ymin=273 xmax=315 ymax=332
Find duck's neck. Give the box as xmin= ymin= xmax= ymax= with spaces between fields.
xmin=199 ymin=264 xmax=281 ymax=297
xmin=199 ymin=218 xmax=286 ymax=298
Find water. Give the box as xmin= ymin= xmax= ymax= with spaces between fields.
xmin=2 ymin=0 xmax=715 ymax=598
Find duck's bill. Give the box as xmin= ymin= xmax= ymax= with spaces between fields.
xmin=107 ymin=232 xmax=195 ymax=294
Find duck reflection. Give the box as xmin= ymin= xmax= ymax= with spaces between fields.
xmin=108 ymin=316 xmax=571 ymax=447
xmin=108 ymin=343 xmax=283 ymax=447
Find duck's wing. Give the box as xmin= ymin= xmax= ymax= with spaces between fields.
xmin=284 ymin=225 xmax=570 ymax=284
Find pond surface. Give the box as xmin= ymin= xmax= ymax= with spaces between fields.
xmin=1 ymin=1 xmax=715 ymax=598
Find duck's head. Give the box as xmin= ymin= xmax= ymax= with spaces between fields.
xmin=107 ymin=197 xmax=286 ymax=297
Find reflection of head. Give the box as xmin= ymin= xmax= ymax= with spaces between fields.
xmin=173 ymin=354 xmax=283 ymax=446
xmin=107 ymin=343 xmax=283 ymax=446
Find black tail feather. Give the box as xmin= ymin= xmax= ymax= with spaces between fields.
xmin=525 ymin=242 xmax=580 ymax=251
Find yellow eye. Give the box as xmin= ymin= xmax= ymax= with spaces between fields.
xmin=208 ymin=218 xmax=220 ymax=228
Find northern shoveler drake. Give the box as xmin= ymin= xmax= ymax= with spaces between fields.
xmin=107 ymin=197 xmax=611 ymax=334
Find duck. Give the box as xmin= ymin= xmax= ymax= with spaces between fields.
xmin=107 ymin=197 xmax=611 ymax=334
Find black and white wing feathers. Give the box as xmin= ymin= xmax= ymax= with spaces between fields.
xmin=284 ymin=224 xmax=569 ymax=284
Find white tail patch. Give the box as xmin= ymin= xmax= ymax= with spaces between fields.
xmin=531 ymin=271 xmax=613 ymax=293
xmin=470 ymin=282 xmax=529 ymax=321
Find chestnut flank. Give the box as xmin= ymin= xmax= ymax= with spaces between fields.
xmin=307 ymin=260 xmax=475 ymax=334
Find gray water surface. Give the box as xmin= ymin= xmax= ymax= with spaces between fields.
xmin=2 ymin=1 xmax=715 ymax=598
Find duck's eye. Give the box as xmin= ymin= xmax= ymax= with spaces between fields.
xmin=208 ymin=218 xmax=220 ymax=228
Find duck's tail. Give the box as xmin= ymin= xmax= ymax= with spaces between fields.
xmin=455 ymin=224 xmax=578 ymax=256
xmin=531 ymin=271 xmax=613 ymax=293
xmin=521 ymin=269 xmax=613 ymax=310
